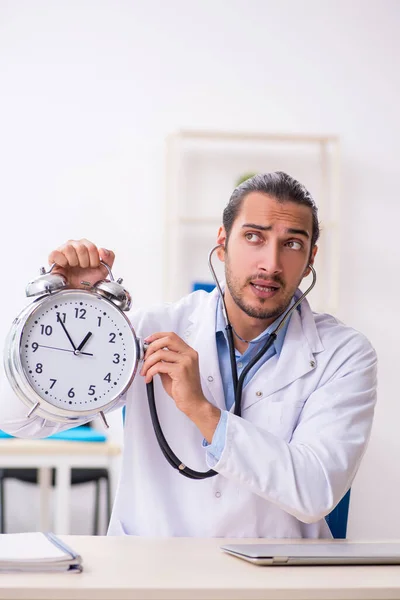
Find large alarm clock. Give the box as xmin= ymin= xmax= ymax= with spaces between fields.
xmin=4 ymin=261 xmax=141 ymax=427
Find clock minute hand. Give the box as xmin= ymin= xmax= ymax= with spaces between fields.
xmin=76 ymin=331 xmax=93 ymax=353
xmin=57 ymin=316 xmax=77 ymax=351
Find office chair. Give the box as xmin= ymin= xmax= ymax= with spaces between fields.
xmin=0 ymin=423 xmax=111 ymax=535
xmin=192 ymin=281 xmax=216 ymax=293
xmin=325 ymin=489 xmax=351 ymax=539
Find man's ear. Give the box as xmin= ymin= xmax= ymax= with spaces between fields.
xmin=303 ymin=245 xmax=318 ymax=278
xmin=216 ymin=226 xmax=227 ymax=262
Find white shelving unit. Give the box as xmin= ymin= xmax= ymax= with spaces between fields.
xmin=164 ymin=130 xmax=340 ymax=314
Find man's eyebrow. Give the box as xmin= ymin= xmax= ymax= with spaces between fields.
xmin=241 ymin=223 xmax=310 ymax=239
xmin=241 ymin=223 xmax=272 ymax=232
xmin=287 ymin=228 xmax=310 ymax=239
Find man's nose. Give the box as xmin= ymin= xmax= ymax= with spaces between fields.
xmin=257 ymin=243 xmax=282 ymax=274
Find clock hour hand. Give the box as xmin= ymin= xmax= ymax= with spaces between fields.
xmin=56 ymin=315 xmax=76 ymax=351
xmin=76 ymin=331 xmax=93 ymax=352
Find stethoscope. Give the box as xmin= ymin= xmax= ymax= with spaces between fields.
xmin=146 ymin=244 xmax=317 ymax=480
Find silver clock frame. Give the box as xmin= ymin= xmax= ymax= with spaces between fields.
xmin=4 ymin=288 xmax=142 ymax=426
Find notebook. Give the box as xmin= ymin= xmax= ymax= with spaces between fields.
xmin=221 ymin=542 xmax=400 ymax=566
xmin=0 ymin=532 xmax=82 ymax=572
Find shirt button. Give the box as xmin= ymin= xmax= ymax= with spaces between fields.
xmin=237 ymin=362 xmax=243 ymax=368
xmin=310 ymin=360 xmax=316 ymax=368
xmin=256 ymin=391 xmax=262 ymax=397
xmin=215 ymin=491 xmax=221 ymax=498
xmin=207 ymin=376 xmax=214 ymax=382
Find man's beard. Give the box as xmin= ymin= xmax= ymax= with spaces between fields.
xmin=225 ymin=258 xmax=297 ymax=321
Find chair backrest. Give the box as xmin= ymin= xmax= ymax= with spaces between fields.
xmin=192 ymin=282 xmax=215 ymax=293
xmin=325 ymin=489 xmax=351 ymax=538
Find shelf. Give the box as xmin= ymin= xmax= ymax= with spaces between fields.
xmin=173 ymin=130 xmax=339 ymax=144
xmin=164 ymin=130 xmax=340 ymax=313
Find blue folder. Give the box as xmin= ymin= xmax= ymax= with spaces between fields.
xmin=0 ymin=426 xmax=106 ymax=442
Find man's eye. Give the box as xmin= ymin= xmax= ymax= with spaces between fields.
xmin=286 ymin=240 xmax=302 ymax=250
xmin=245 ymin=233 xmax=260 ymax=242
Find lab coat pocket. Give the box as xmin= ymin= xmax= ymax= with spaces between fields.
xmin=247 ymin=393 xmax=307 ymax=441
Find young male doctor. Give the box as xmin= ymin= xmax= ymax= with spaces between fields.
xmin=0 ymin=172 xmax=377 ymax=538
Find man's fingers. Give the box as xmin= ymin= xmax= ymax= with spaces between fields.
xmin=48 ymin=249 xmax=69 ymax=269
xmin=77 ymin=239 xmax=101 ymax=269
xmin=144 ymin=362 xmax=176 ymax=384
xmin=99 ymin=247 xmax=115 ymax=269
xmin=144 ymin=333 xmax=188 ymax=358
xmin=48 ymin=240 xmax=113 ymax=271
xmin=49 ymin=243 xmax=79 ymax=268
xmin=145 ymin=332 xmax=178 ymax=344
xmin=70 ymin=241 xmax=92 ymax=269
xmin=144 ymin=337 xmax=173 ymax=359
xmin=141 ymin=349 xmax=181 ymax=377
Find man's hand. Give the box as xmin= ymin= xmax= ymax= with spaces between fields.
xmin=140 ymin=332 xmax=221 ymax=443
xmin=48 ymin=239 xmax=115 ymax=289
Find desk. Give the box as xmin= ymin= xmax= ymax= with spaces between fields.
xmin=0 ymin=537 xmax=400 ymax=600
xmin=0 ymin=439 xmax=121 ymax=534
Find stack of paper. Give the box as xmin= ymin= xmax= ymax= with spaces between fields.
xmin=0 ymin=532 xmax=82 ymax=572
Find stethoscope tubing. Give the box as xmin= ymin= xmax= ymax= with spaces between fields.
xmin=147 ymin=380 xmax=217 ymax=479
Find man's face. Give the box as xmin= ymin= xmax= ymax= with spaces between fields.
xmin=217 ymin=192 xmax=317 ymax=324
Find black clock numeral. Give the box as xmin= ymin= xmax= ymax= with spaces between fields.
xmin=104 ymin=373 xmax=111 ymax=383
xmin=88 ymin=385 xmax=96 ymax=396
xmin=74 ymin=308 xmax=86 ymax=319
xmin=109 ymin=333 xmax=116 ymax=343
xmin=35 ymin=363 xmax=43 ymax=374
xmin=56 ymin=312 xmax=66 ymax=324
xmin=68 ymin=388 xmax=75 ymax=398
xmin=113 ymin=353 xmax=120 ymax=364
xmin=40 ymin=325 xmax=53 ymax=336
xmin=97 ymin=317 xmax=102 ymax=327
xmin=49 ymin=379 xmax=57 ymax=389
xmin=32 ymin=342 xmax=39 ymax=352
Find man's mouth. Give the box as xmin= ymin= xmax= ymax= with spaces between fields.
xmin=250 ymin=280 xmax=281 ymax=298
xmin=251 ymin=283 xmax=280 ymax=292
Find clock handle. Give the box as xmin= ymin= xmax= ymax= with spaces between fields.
xmin=44 ymin=263 xmax=57 ymax=274
xmin=99 ymin=259 xmax=114 ymax=281
xmin=47 ymin=260 xmax=115 ymax=283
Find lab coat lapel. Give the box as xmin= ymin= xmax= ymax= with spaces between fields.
xmin=184 ymin=291 xmax=324 ymax=413
xmin=184 ymin=290 xmax=226 ymax=411
xmin=241 ymin=298 xmax=324 ymax=411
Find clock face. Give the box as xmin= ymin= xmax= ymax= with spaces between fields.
xmin=19 ymin=290 xmax=138 ymax=412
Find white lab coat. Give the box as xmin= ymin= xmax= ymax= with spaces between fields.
xmin=0 ymin=289 xmax=377 ymax=538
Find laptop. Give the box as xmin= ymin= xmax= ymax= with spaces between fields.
xmin=221 ymin=542 xmax=400 ymax=565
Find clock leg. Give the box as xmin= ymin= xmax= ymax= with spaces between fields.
xmin=99 ymin=411 xmax=110 ymax=429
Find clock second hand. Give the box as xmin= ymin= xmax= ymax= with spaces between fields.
xmin=37 ymin=344 xmax=93 ymax=356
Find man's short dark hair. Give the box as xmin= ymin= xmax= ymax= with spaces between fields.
xmin=222 ymin=171 xmax=320 ymax=248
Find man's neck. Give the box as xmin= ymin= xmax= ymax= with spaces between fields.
xmin=223 ymin=293 xmax=275 ymax=349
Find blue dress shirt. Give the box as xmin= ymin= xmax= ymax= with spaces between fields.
xmin=204 ymin=296 xmax=295 ymax=461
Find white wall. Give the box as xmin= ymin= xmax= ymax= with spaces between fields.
xmin=0 ymin=0 xmax=399 ymax=537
